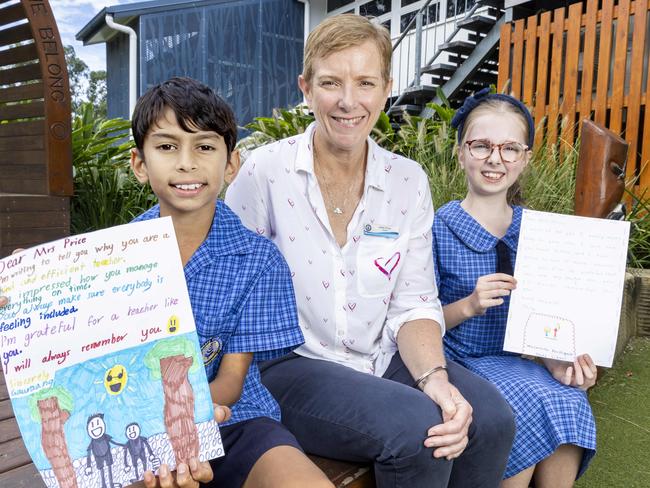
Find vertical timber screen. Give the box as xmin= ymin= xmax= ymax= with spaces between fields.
xmin=497 ymin=0 xmax=650 ymax=192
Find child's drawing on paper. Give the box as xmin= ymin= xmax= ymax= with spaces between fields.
xmin=523 ymin=312 xmax=576 ymax=361
xmin=12 ymin=335 xmax=222 ymax=488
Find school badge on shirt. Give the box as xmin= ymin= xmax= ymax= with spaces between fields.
xmin=201 ymin=337 xmax=222 ymax=365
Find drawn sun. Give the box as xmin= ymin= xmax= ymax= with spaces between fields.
xmin=104 ymin=364 xmax=128 ymax=395
xmin=94 ymin=356 xmax=138 ymax=406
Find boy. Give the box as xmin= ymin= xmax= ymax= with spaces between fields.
xmin=127 ymin=77 xmax=333 ymax=488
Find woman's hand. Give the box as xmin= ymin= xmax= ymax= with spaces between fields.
xmin=543 ymin=354 xmax=598 ymax=391
xmin=142 ymin=404 xmax=231 ymax=487
xmin=422 ymin=375 xmax=473 ymax=460
xmin=465 ymin=273 xmax=516 ymax=317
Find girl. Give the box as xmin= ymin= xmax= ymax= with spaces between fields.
xmin=432 ymin=88 xmax=597 ymax=488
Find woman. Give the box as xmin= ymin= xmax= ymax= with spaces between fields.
xmin=226 ymin=14 xmax=515 ymax=488
xmin=433 ymin=89 xmax=597 ymax=488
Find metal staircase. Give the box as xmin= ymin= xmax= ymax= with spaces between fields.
xmin=387 ymin=0 xmax=506 ymax=120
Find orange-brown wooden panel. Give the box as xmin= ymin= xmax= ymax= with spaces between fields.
xmin=0 ymin=195 xmax=68 ymax=213
xmin=0 ymin=210 xmax=69 ymax=230
xmin=522 ymin=14 xmax=537 ymax=107
xmin=0 ymin=164 xmax=47 ymax=180
xmin=0 ymin=400 xmax=13 ymax=422
xmin=511 ymin=20 xmax=525 ymax=97
xmin=0 ymin=120 xmax=44 ymax=138
xmin=0 ymin=23 xmax=32 ymax=49
xmin=609 ymin=0 xmax=631 ymax=134
xmin=579 ymin=0 xmax=599 ymax=120
xmin=0 ymin=437 xmax=32 ymax=474
xmin=0 ymin=2 xmax=25 ymax=27
xmin=0 ymin=43 xmax=38 ymax=67
xmin=0 ymin=463 xmax=44 ymax=488
xmin=642 ymin=52 xmax=650 ymax=190
xmin=0 ymin=227 xmax=69 ymax=249
xmin=534 ymin=11 xmax=552 ymax=145
xmin=497 ymin=22 xmax=512 ymax=93
xmin=0 ymin=179 xmax=48 ymax=196
xmin=626 ymin=0 xmax=649 ymax=183
xmin=595 ymin=0 xmax=615 ymax=124
xmin=560 ymin=2 xmax=582 ymax=148
xmin=0 ymin=137 xmax=45 ymax=152
xmin=23 ymin=0 xmax=74 ymax=197
xmin=0 ymin=63 xmax=41 ymax=86
xmin=0 ymin=418 xmax=21 ymax=444
xmin=547 ymin=7 xmax=565 ymax=146
xmin=0 ymin=82 xmax=44 ymax=104
xmin=0 ymin=100 xmax=45 ymax=121
xmin=0 ymin=151 xmax=47 ymax=165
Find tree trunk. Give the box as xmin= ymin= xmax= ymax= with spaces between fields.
xmin=38 ymin=397 xmax=78 ymax=488
xmin=159 ymin=355 xmax=199 ymax=465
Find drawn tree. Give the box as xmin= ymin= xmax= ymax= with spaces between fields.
xmin=29 ymin=386 xmax=77 ymax=488
xmin=144 ymin=338 xmax=201 ymax=465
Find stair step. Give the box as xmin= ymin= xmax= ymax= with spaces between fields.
xmin=439 ymin=40 xmax=476 ymax=56
xmin=457 ymin=15 xmax=497 ymax=33
xmin=399 ymin=84 xmax=438 ymax=105
xmin=387 ymin=104 xmax=421 ymax=117
xmin=421 ymin=63 xmax=457 ymax=77
xmin=476 ymin=0 xmax=505 ymax=8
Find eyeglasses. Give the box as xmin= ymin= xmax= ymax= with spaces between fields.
xmin=465 ymin=139 xmax=529 ymax=163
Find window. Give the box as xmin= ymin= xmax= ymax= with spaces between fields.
xmin=359 ymin=0 xmax=391 ymax=17
xmin=327 ymin=0 xmax=354 ymax=12
xmin=400 ymin=3 xmax=440 ymax=33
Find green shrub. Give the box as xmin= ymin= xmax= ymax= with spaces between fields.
xmin=71 ymin=103 xmax=155 ymax=233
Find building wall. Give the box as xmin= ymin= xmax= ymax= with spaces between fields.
xmin=135 ymin=0 xmax=305 ymax=126
xmin=106 ymin=28 xmax=133 ymax=120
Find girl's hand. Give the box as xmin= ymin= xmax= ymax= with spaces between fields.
xmin=466 ymin=273 xmax=516 ymax=317
xmin=543 ymin=354 xmax=598 ymax=391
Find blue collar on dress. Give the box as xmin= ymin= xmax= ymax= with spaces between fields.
xmin=436 ymin=200 xmax=522 ymax=252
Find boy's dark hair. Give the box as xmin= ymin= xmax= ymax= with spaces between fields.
xmin=131 ymin=77 xmax=237 ymax=157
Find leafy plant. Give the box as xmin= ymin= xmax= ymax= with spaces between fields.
xmin=71 ymin=102 xmax=155 ymax=233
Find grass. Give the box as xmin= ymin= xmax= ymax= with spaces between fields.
xmin=575 ymin=336 xmax=650 ymax=487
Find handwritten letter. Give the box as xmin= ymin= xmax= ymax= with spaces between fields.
xmin=504 ymin=210 xmax=630 ymax=367
xmin=0 ymin=218 xmax=222 ymax=488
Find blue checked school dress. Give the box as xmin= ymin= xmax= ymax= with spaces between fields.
xmin=432 ymin=200 xmax=596 ymax=479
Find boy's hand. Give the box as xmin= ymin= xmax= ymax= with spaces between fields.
xmin=543 ymin=354 xmax=598 ymax=391
xmin=0 ymin=296 xmax=7 ymax=308
xmin=143 ymin=459 xmax=213 ymax=488
xmin=141 ymin=403 xmax=229 ymax=487
xmin=214 ymin=403 xmax=231 ymax=423
xmin=467 ymin=273 xmax=516 ymax=317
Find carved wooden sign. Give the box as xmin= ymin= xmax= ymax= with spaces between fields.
xmin=22 ymin=0 xmax=73 ymax=196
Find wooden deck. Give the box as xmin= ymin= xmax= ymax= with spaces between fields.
xmin=0 ymin=368 xmax=44 ymax=487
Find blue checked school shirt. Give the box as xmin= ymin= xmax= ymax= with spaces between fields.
xmin=133 ymin=200 xmax=304 ymax=426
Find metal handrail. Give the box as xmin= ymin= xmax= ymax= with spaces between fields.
xmin=388 ymin=0 xmax=482 ymax=113
xmin=392 ymin=0 xmax=437 ymax=53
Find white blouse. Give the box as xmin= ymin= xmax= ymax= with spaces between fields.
xmin=225 ymin=123 xmax=445 ymax=376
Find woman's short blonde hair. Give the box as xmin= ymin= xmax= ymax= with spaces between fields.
xmin=303 ymin=14 xmax=392 ymax=85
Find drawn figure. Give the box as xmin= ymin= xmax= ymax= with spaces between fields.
xmin=104 ymin=364 xmax=128 ymax=395
xmin=84 ymin=413 xmax=123 ymax=488
xmin=123 ymin=422 xmax=159 ymax=482
xmin=167 ymin=315 xmax=179 ymax=334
